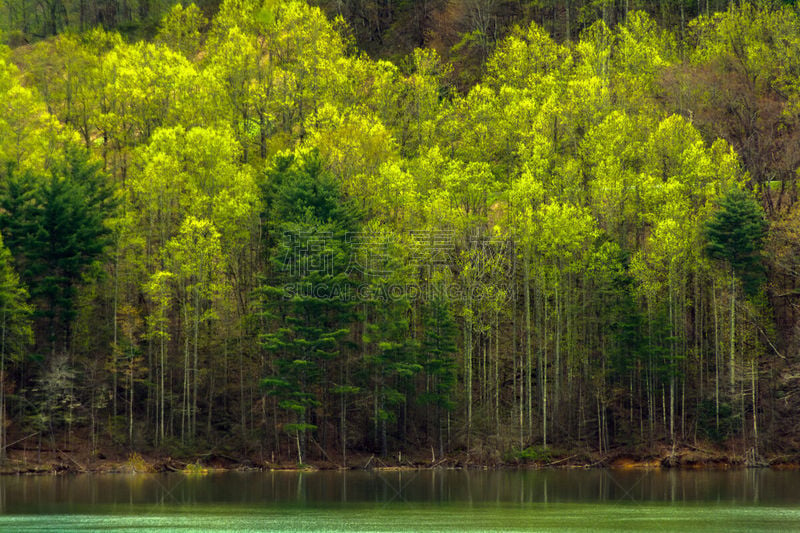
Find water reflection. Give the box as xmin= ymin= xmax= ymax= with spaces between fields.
xmin=0 ymin=469 xmax=798 ymax=513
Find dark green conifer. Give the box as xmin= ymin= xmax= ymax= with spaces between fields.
xmin=0 ymin=147 xmax=116 ymax=354
xmin=705 ymin=188 xmax=767 ymax=296
xmin=259 ymin=151 xmax=360 ymax=463
xmin=418 ymin=288 xmax=457 ymax=458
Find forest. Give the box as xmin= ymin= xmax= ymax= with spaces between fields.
xmin=0 ymin=0 xmax=799 ymax=467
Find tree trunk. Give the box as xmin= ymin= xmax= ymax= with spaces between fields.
xmin=524 ymin=248 xmax=533 ymax=443
xmin=669 ymin=285 xmax=675 ymax=444
xmin=160 ymin=332 xmax=166 ymax=445
xmin=112 ymin=251 xmax=119 ymax=431
xmin=0 ymin=310 xmax=6 ymax=463
xmin=129 ymin=355 xmax=134 ymax=445
xmin=541 ymin=280 xmax=548 ymax=448
xmin=464 ymin=308 xmax=473 ymax=451
xmin=340 ymin=390 xmax=347 ymax=466
xmin=494 ymin=310 xmax=500 ymax=439
xmin=193 ymin=287 xmax=200 ymax=441
xmin=751 ymin=358 xmax=758 ymax=456
xmin=729 ymin=273 xmax=736 ymax=397
xmin=713 ymin=278 xmax=720 ymax=428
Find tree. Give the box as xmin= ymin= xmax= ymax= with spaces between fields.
xmin=207 ymin=0 xmax=347 ymax=160
xmin=676 ymin=3 xmax=800 ymax=213
xmin=157 ymin=3 xmax=207 ymax=58
xmin=0 ymin=146 xmax=116 ymax=355
xmin=259 ymin=151 xmax=360 ymax=463
xmin=612 ymin=11 xmax=675 ymax=113
xmin=359 ymin=223 xmax=420 ymax=456
xmin=100 ymin=40 xmax=217 ymax=180
xmin=0 ymin=235 xmax=32 ymax=462
xmin=144 ymin=270 xmax=172 ymax=446
xmin=166 ymin=216 xmax=226 ymax=442
xmin=705 ymin=187 xmax=767 ymax=398
xmin=304 ymin=104 xmax=398 ymax=208
xmin=0 ymin=58 xmax=63 ymax=172
xmin=705 ymin=188 xmax=768 ymax=297
xmin=418 ymin=278 xmax=457 ymax=458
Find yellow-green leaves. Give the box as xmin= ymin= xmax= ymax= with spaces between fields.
xmin=166 ymin=216 xmax=226 ymax=305
xmin=576 ymin=20 xmax=612 ymax=82
xmin=131 ymin=125 xmax=257 ymax=264
xmin=0 ymin=60 xmax=64 ymax=171
xmin=206 ymin=0 xmax=350 ymax=159
xmin=690 ymin=3 xmax=800 ymax=94
xmin=144 ymin=270 xmax=173 ymax=343
xmin=613 ymin=11 xmax=675 ymax=111
xmin=370 ymin=162 xmax=419 ymax=228
xmin=304 ymin=104 xmax=397 ymax=203
xmin=157 ymin=3 xmax=208 ymax=58
xmin=102 ymin=42 xmax=218 ymax=153
xmin=486 ymin=21 xmax=567 ymax=92
xmin=532 ymin=202 xmax=599 ymax=272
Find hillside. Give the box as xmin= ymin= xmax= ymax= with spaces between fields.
xmin=0 ymin=0 xmax=800 ymax=467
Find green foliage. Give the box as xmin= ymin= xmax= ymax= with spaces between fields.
xmin=0 ymin=0 xmax=795 ymax=461
xmin=157 ymin=4 xmax=208 ymax=58
xmin=0 ymin=146 xmax=115 ymax=350
xmin=705 ymin=188 xmax=768 ymax=295
xmin=283 ymin=422 xmax=318 ymax=434
xmin=0 ymin=234 xmax=32 ymax=360
xmin=260 ymin=150 xmax=361 ymax=446
xmin=418 ymin=290 xmax=458 ymax=412
xmin=603 ymin=250 xmax=646 ymax=378
xmin=262 ymin=150 xmax=360 ymax=233
xmin=696 ymin=400 xmax=736 ymax=444
xmin=513 ymin=445 xmax=553 ymax=463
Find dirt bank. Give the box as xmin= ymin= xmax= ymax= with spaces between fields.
xmin=1 ymin=441 xmax=795 ymax=475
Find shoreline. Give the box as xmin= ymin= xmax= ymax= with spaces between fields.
xmin=2 ymin=445 xmax=798 ymax=475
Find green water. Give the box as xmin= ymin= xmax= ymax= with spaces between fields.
xmin=0 ymin=469 xmax=798 ymax=531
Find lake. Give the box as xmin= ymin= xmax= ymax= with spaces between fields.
xmin=0 ymin=469 xmax=799 ymax=531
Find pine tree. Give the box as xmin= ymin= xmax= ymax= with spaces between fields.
xmin=705 ymin=187 xmax=767 ymax=397
xmin=259 ymin=151 xmax=360 ymax=463
xmin=0 ymin=147 xmax=116 ymax=355
xmin=363 ymin=294 xmax=420 ymax=457
xmin=419 ymin=287 xmax=458 ymax=458
xmin=705 ymin=188 xmax=768 ymax=297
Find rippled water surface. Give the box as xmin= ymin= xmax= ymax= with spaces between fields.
xmin=1 ymin=469 xmax=799 ymax=531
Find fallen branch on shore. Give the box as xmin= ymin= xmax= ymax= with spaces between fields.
xmin=57 ymin=450 xmax=87 ymax=473
xmin=545 ymin=454 xmax=579 ymax=467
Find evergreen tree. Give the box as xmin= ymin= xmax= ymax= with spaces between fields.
xmin=419 ymin=285 xmax=457 ymax=458
xmin=364 ymin=306 xmax=420 ymax=457
xmin=0 ymin=147 xmax=116 ymax=355
xmin=705 ymin=187 xmax=767 ymax=399
xmin=356 ymin=224 xmax=421 ymax=456
xmin=705 ymin=188 xmax=768 ymax=296
xmin=259 ymin=151 xmax=360 ymax=463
